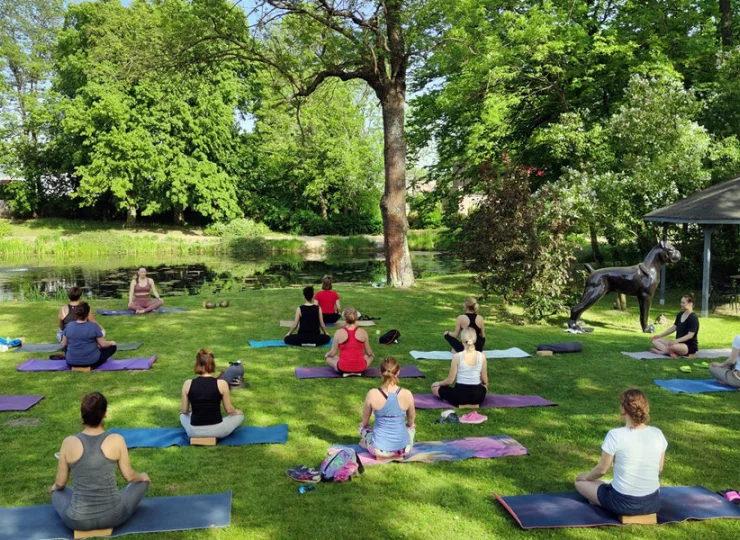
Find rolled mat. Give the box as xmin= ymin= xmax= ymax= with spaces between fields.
xmin=332 ymin=435 xmax=527 ymax=466
xmin=409 ymin=348 xmax=531 ymax=360
xmin=654 ymin=378 xmax=738 ymax=394
xmin=622 ymin=349 xmax=731 ymax=360
xmin=0 ymin=395 xmax=44 ymax=412
xmin=536 ymin=342 xmax=582 ymax=353
xmin=413 ymin=394 xmax=556 ymax=409
xmin=17 ymin=356 xmax=157 ymax=372
xmin=13 ymin=342 xmax=143 ymax=353
xmin=249 ymin=339 xmax=332 ymax=349
xmin=0 ymin=491 xmax=231 ymax=540
xmin=109 ymin=425 xmax=288 ymax=448
xmin=279 ymin=320 xmax=376 ymax=327
xmin=96 ymin=307 xmax=188 ymax=316
xmin=295 ymin=365 xmax=425 ymax=379
xmin=496 ymin=486 xmax=740 ymax=529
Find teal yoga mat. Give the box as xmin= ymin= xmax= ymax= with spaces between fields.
xmin=109 ymin=425 xmax=289 ymax=448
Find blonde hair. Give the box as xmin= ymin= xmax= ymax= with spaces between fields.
xmin=464 ymin=296 xmax=479 ymax=313
xmin=321 ymin=275 xmax=333 ymax=291
xmin=460 ymin=327 xmax=477 ymax=349
xmin=380 ymin=357 xmax=400 ymax=387
xmin=620 ymin=388 xmax=650 ymax=425
xmin=342 ymin=306 xmax=358 ymax=324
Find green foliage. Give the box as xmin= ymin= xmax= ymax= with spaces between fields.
xmin=204 ymin=218 xmax=270 ymax=238
xmin=324 ymin=235 xmax=376 ymax=253
xmin=0 ymin=219 xmax=11 ymax=238
xmin=226 ymin=237 xmax=305 ymax=258
xmin=407 ymin=229 xmax=443 ymax=251
xmin=408 ymin=192 xmax=444 ymax=230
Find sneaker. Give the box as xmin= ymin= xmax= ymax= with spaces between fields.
xmin=460 ymin=411 xmax=488 ymax=424
xmin=286 ymin=466 xmax=321 ymax=483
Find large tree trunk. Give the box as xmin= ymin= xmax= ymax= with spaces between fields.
xmin=126 ymin=205 xmax=137 ymax=227
xmin=721 ymin=0 xmax=733 ymax=47
xmin=589 ymin=224 xmax=603 ymax=264
xmin=379 ymin=85 xmax=414 ymax=287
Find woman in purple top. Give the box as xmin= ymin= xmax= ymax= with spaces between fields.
xmin=61 ymin=303 xmax=117 ymax=369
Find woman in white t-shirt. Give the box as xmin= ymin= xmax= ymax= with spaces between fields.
xmin=709 ymin=335 xmax=740 ymax=388
xmin=575 ymin=389 xmax=667 ymax=516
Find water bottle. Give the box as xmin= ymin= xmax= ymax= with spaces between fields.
xmin=298 ymin=485 xmax=315 ymax=494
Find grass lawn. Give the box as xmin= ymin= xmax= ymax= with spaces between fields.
xmin=1 ymin=274 xmax=739 ymax=539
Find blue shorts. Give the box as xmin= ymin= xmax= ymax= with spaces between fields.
xmin=597 ymin=484 xmax=661 ymax=516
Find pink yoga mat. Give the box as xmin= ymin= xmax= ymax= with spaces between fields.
xmin=16 ymin=356 xmax=157 ymax=372
xmin=413 ymin=394 xmax=556 ymax=409
xmin=0 ymin=395 xmax=44 ymax=411
xmin=295 ymin=365 xmax=425 ymax=379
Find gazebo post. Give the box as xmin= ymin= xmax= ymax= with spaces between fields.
xmin=659 ymin=225 xmax=667 ymax=305
xmin=701 ymin=227 xmax=713 ymax=317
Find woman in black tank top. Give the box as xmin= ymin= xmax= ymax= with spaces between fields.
xmin=284 ymin=286 xmax=331 ymax=347
xmin=444 ymin=296 xmax=486 ymax=352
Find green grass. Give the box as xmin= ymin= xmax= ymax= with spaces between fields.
xmin=325 ymin=235 xmax=377 ymax=252
xmin=408 ymin=229 xmax=442 ymax=251
xmin=1 ymin=277 xmax=739 ymax=539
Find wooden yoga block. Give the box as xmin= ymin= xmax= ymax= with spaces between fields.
xmin=74 ymin=528 xmax=112 ymax=539
xmin=458 ymin=404 xmax=480 ymax=410
xmin=536 ymin=350 xmax=553 ymax=357
xmin=618 ymin=514 xmax=657 ymax=525
xmin=190 ymin=437 xmax=217 ymax=446
xmin=687 ymin=354 xmax=696 ymax=358
xmin=71 ymin=366 xmax=91 ymax=372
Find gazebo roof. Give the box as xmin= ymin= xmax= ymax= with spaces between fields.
xmin=644 ymin=176 xmax=740 ymax=225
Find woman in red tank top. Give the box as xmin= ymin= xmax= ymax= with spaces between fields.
xmin=325 ymin=307 xmax=375 ymax=375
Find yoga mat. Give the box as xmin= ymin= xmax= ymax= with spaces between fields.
xmin=96 ymin=307 xmax=188 ymax=316
xmin=536 ymin=342 xmax=582 ymax=354
xmin=109 ymin=424 xmax=288 ymax=448
xmin=333 ymin=435 xmax=527 ymax=466
xmin=496 ymin=485 xmax=740 ymax=530
xmin=295 ymin=365 xmax=425 ymax=379
xmin=413 ymin=394 xmax=556 ymax=409
xmin=16 ymin=356 xmax=157 ymax=372
xmin=0 ymin=491 xmax=231 ymax=540
xmin=13 ymin=342 xmax=142 ymax=353
xmin=409 ymin=347 xmax=531 ymax=360
xmin=622 ymin=349 xmax=731 ymax=360
xmin=279 ymin=320 xmax=376 ymax=327
xmin=0 ymin=395 xmax=44 ymax=412
xmin=654 ymin=378 xmax=738 ymax=394
xmin=249 ymin=339 xmax=332 ymax=349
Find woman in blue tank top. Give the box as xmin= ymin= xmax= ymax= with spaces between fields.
xmin=359 ymin=357 xmax=416 ymax=459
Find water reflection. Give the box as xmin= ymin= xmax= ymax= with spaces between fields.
xmin=0 ymin=253 xmax=461 ymax=302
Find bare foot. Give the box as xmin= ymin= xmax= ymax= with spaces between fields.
xmin=669 ymin=351 xmax=678 ymax=359
xmin=135 ymin=309 xmax=145 ymax=315
xmin=649 ymin=348 xmax=663 ymax=355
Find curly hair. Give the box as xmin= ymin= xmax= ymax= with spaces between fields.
xmin=620 ymin=388 xmax=650 ymax=425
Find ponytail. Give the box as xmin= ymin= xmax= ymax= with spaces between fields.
xmin=380 ymin=357 xmax=400 ymax=387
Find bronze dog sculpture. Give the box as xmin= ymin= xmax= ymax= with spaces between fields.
xmin=568 ymin=241 xmax=681 ymax=333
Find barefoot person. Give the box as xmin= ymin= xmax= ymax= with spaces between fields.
xmin=574 ymin=389 xmax=667 ymax=516
xmin=61 ymin=303 xmax=117 ymax=369
xmin=359 ymin=357 xmax=416 ymax=458
xmin=51 ymin=392 xmax=150 ymax=532
xmin=444 ymin=297 xmax=486 ymax=352
xmin=325 ymin=307 xmax=374 ymax=375
xmin=180 ymin=349 xmax=244 ymax=439
xmin=57 ymin=287 xmax=104 ymax=342
xmin=314 ymin=275 xmax=341 ymax=324
xmin=709 ymin=335 xmax=740 ymax=388
xmin=284 ymin=286 xmax=331 ymax=347
xmin=431 ymin=328 xmax=489 ymax=406
xmin=650 ymin=293 xmax=698 ymax=358
xmin=127 ymin=267 xmax=163 ymax=315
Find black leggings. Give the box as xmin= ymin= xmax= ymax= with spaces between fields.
xmin=438 ymin=383 xmax=487 ymax=406
xmin=284 ymin=333 xmax=331 ymax=347
xmin=323 ymin=313 xmax=340 ymax=324
xmin=445 ymin=334 xmax=485 ymax=353
xmin=67 ymin=345 xmax=117 ymax=369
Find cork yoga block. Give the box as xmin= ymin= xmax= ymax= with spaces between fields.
xmin=74 ymin=528 xmax=112 ymax=538
xmin=618 ymin=514 xmax=657 ymax=525
xmin=190 ymin=437 xmax=217 ymax=446
xmin=536 ymin=350 xmax=554 ymax=357
xmin=71 ymin=366 xmax=92 ymax=372
xmin=458 ymin=404 xmax=480 ymax=410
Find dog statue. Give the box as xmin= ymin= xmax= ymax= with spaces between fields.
xmin=568 ymin=240 xmax=681 ymax=333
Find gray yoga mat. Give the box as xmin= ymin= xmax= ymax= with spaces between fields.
xmin=14 ymin=342 xmax=143 ymax=353
xmin=622 ymin=349 xmax=731 ymax=360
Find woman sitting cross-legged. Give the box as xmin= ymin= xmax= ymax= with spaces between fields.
xmin=61 ymin=302 xmax=117 ymax=369
xmin=709 ymin=335 xmax=740 ymax=389
xmin=650 ymin=293 xmax=699 ymax=358
xmin=180 ymin=349 xmax=244 ymax=439
xmin=51 ymin=392 xmax=150 ymax=532
xmin=325 ymin=307 xmax=375 ymax=375
xmin=314 ymin=275 xmax=341 ymax=324
xmin=431 ymin=328 xmax=488 ymax=406
xmin=444 ymin=296 xmax=486 ymax=352
xmin=359 ymin=357 xmax=416 ymax=459
xmin=575 ymin=388 xmax=667 ymax=516
xmin=284 ymin=286 xmax=331 ymax=347
xmin=128 ymin=266 xmax=163 ymax=315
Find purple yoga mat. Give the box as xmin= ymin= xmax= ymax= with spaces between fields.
xmin=295 ymin=365 xmax=425 ymax=379
xmin=0 ymin=395 xmax=44 ymax=411
xmin=414 ymin=394 xmax=556 ymax=409
xmin=16 ymin=356 xmax=157 ymax=372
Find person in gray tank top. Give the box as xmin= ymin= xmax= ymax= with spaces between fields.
xmin=51 ymin=392 xmax=150 ymax=532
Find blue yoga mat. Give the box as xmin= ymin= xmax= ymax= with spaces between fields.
xmin=0 ymin=491 xmax=231 ymax=540
xmin=109 ymin=425 xmax=289 ymax=448
xmin=654 ymin=378 xmax=738 ymax=394
xmin=249 ymin=339 xmax=332 ymax=349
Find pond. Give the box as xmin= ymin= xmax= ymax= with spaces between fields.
xmin=0 ymin=253 xmax=462 ymax=302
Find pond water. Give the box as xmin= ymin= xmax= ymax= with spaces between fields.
xmin=0 ymin=253 xmax=462 ymax=302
